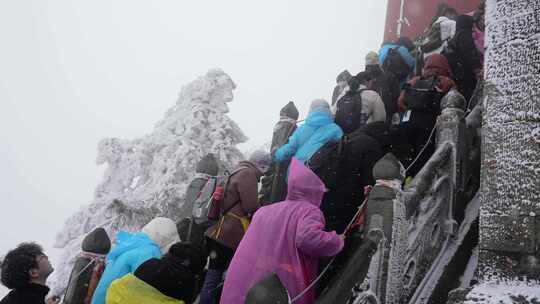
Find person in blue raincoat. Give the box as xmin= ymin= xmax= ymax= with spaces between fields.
xmin=274 ymin=99 xmax=343 ymax=165
xmin=91 ymin=217 xmax=180 ymax=304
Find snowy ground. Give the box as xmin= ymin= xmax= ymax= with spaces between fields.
xmin=464 ymin=281 xmax=540 ymax=303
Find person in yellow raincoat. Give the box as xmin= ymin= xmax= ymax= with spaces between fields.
xmin=106 ymin=274 xmax=184 ymax=304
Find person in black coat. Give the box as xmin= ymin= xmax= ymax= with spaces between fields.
xmin=321 ymin=122 xmax=390 ymax=234
xmin=134 ymin=242 xmax=207 ymax=304
xmin=259 ymin=102 xmax=299 ymax=205
xmin=365 ymin=51 xmax=401 ymax=124
xmin=444 ymin=14 xmax=483 ymax=102
xmin=0 ymin=243 xmax=59 ymax=304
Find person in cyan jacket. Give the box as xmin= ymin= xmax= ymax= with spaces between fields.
xmin=220 ymin=158 xmax=344 ymax=304
xmin=274 ymin=99 xmax=343 ymax=165
xmin=379 ymin=38 xmax=416 ymax=86
xmin=91 ymin=217 xmax=180 ymax=304
xmin=106 ymin=242 xmax=206 ymax=304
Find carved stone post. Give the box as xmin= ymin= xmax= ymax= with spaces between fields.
xmin=365 ymin=153 xmax=406 ymax=304
xmin=437 ymin=90 xmax=468 ymax=221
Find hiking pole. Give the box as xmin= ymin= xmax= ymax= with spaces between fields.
xmin=290 ymin=187 xmax=373 ymax=303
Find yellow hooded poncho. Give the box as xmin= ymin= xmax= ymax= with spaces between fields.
xmin=106 ymin=274 xmax=185 ymax=304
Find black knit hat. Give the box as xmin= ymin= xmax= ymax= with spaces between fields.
xmin=279 ymin=101 xmax=299 ymax=120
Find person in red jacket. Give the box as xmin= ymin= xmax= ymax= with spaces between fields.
xmin=200 ymin=150 xmax=271 ymax=304
xmin=395 ymin=54 xmax=456 ymax=178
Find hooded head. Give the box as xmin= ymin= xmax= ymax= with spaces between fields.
xmin=433 ymin=3 xmax=458 ymax=23
xmin=346 ymin=76 xmax=361 ymax=93
xmin=141 ymin=217 xmax=181 ymax=254
xmin=196 ymin=153 xmax=219 ymax=176
xmin=355 ymin=71 xmax=371 ymax=86
xmin=286 ymin=158 xmax=326 ymax=206
xmin=365 ymin=51 xmax=380 ymax=66
xmin=249 ymin=150 xmax=272 ymax=174
xmin=423 ymin=54 xmax=452 ymax=78
xmin=280 ymin=102 xmax=299 ymax=120
xmin=456 ymin=14 xmax=474 ymax=31
xmin=309 ymin=99 xmax=330 ymax=114
xmin=166 ymin=242 xmax=207 ymax=275
xmin=336 ymin=70 xmax=352 ymax=84
xmin=358 ymin=122 xmax=391 ymax=150
xmin=396 ymin=36 xmax=414 ymax=52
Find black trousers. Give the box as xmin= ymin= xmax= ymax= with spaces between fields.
xmin=393 ymin=111 xmax=437 ymax=177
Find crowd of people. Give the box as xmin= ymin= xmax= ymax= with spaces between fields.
xmin=0 ymin=2 xmax=485 ymax=304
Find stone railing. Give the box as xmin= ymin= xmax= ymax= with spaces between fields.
xmin=330 ymin=89 xmax=483 ymax=304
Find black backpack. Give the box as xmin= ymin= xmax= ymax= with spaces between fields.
xmin=403 ymin=76 xmax=444 ymax=113
xmin=306 ymin=137 xmax=347 ymax=190
xmin=382 ymin=47 xmax=410 ymax=81
xmin=335 ymin=89 xmax=367 ymax=134
xmin=420 ymin=22 xmax=444 ymax=53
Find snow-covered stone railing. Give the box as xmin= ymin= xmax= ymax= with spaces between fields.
xmin=399 ymin=90 xmax=481 ymax=304
xmin=316 ymin=90 xmax=482 ymax=304
xmin=350 ymin=91 xmax=480 ymax=304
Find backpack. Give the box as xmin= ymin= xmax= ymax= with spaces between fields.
xmin=403 ymin=76 xmax=444 ymax=113
xmin=206 ymin=167 xmax=249 ymax=220
xmin=335 ymin=89 xmax=367 ymax=134
xmin=443 ymin=30 xmax=481 ymax=84
xmin=306 ymin=137 xmax=347 ymax=190
xmin=382 ymin=47 xmax=410 ymax=81
xmin=191 ymin=175 xmax=220 ymax=224
xmin=420 ymin=22 xmax=443 ymax=53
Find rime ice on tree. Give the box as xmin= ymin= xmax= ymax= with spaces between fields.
xmin=50 ymin=69 xmax=247 ymax=294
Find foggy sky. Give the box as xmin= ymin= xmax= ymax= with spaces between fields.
xmin=0 ymin=0 xmax=387 ymax=259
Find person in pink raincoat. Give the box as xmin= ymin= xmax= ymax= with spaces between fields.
xmin=220 ymin=158 xmax=344 ymax=304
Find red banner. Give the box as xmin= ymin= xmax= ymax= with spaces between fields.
xmin=384 ymin=0 xmax=482 ymax=43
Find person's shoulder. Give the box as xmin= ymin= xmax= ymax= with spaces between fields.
xmin=230 ymin=165 xmax=258 ymax=182
xmin=361 ymin=89 xmax=382 ymax=101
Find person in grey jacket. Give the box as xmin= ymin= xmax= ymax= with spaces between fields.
xmin=331 ymin=70 xmax=352 ymax=106
xmin=333 ymin=72 xmax=387 ymax=134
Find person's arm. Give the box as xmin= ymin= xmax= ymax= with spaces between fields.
xmin=295 ymin=208 xmax=344 ymax=257
xmin=397 ymin=78 xmax=418 ymax=113
xmin=328 ymin=123 xmax=344 ymax=142
xmin=458 ymin=31 xmax=483 ymax=71
xmin=274 ymin=126 xmax=302 ymax=163
xmin=437 ymin=77 xmax=457 ymax=94
xmin=235 ymin=169 xmax=260 ymax=215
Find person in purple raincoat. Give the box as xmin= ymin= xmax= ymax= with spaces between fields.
xmin=220 ymin=158 xmax=344 ymax=304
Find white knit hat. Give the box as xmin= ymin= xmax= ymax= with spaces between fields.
xmin=142 ymin=217 xmax=180 ymax=254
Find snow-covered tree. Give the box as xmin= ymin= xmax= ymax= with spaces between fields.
xmin=50 ymin=69 xmax=247 ymax=293
xmin=479 ymin=0 xmax=540 ymax=282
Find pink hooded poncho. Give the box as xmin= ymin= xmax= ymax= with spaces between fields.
xmin=220 ymin=158 xmax=344 ymax=304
